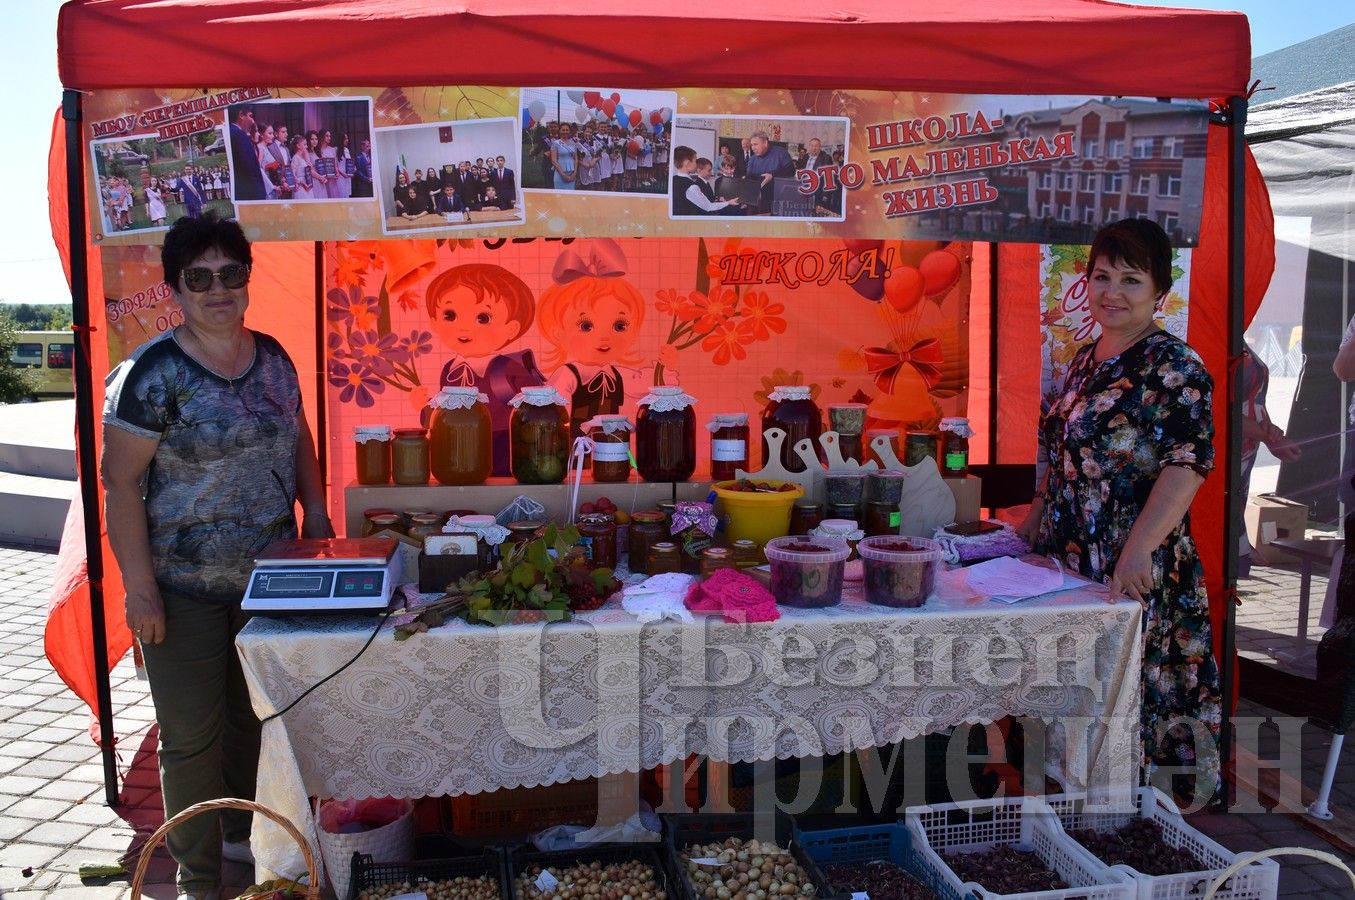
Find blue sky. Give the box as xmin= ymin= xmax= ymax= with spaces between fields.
xmin=2 ymin=0 xmax=1352 ymax=305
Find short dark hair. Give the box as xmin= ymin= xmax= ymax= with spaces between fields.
xmin=1089 ymin=217 xmax=1173 ymax=295
xmin=695 ymin=157 xmax=713 ymax=170
xmin=272 ymin=121 xmax=287 ymax=132
xmin=161 ymin=211 xmax=252 ymax=288
xmin=673 ymin=146 xmax=696 ymax=167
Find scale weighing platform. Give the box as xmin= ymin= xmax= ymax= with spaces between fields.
xmin=241 ymin=537 xmax=400 ymax=616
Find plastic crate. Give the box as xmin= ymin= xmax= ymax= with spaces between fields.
xmin=904 ymin=795 xmax=1135 ymax=900
xmin=664 ymin=813 xmax=839 ymax=900
xmin=797 ymin=822 xmax=939 ymax=896
xmin=451 ymin=779 xmax=599 ymax=838
xmin=1042 ymin=787 xmax=1280 ymax=900
xmin=349 ymin=849 xmax=508 ymax=900
xmin=505 ymin=843 xmax=675 ymax=900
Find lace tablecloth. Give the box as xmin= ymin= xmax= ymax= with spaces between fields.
xmin=236 ymin=571 xmax=1141 ymax=878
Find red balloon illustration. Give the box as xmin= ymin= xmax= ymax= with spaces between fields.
xmin=583 ymin=91 xmax=601 ymax=108
xmin=610 ymin=92 xmax=621 ymax=103
xmin=629 ymin=109 xmax=643 ymax=126
xmin=627 ymin=139 xmax=641 ymax=155
xmin=650 ymin=110 xmax=662 ymax=126
xmin=918 ymin=250 xmax=962 ymax=297
xmin=884 ymin=266 xmax=925 ymax=313
xmin=602 ymin=99 xmax=617 ymax=117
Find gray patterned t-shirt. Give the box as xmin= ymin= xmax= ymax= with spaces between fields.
xmin=103 ymin=329 xmax=301 ymax=603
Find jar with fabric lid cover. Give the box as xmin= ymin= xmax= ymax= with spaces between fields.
xmin=587 ymin=415 xmax=633 ymax=483
xmin=761 ymin=385 xmax=820 ymax=472
xmin=428 ymin=387 xmax=492 ymax=485
xmin=635 ymin=386 xmax=697 ymax=482
xmin=353 ymin=425 xmax=392 ymax=485
xmin=509 ymin=386 xmax=571 ymax=484
xmin=707 ymin=413 xmax=749 ymax=481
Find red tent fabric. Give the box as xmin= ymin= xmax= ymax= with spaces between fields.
xmin=57 ymin=0 xmax=1249 ymax=97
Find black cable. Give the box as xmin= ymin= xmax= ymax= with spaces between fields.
xmin=260 ymin=608 xmax=395 ymax=724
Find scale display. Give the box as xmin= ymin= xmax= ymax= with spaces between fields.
xmin=242 ymin=537 xmax=399 ymax=615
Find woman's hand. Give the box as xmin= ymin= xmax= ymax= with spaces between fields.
xmin=125 ymin=584 xmax=167 ymax=644
xmin=1109 ymin=546 xmax=1153 ymax=607
xmin=302 ymin=511 xmax=336 ymax=539
xmin=1015 ymin=498 xmax=1044 ymax=546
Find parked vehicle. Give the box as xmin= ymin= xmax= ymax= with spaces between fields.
xmin=9 ymin=331 xmax=75 ymax=399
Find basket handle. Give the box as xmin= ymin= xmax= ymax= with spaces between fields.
xmin=129 ymin=797 xmax=321 ymax=900
xmin=1202 ymin=847 xmax=1354 ymax=899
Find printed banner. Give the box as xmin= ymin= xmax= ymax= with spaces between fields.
xmin=322 ymin=236 xmax=971 ymax=490
xmin=1039 ymin=242 xmax=1192 ymax=414
xmin=83 ymin=86 xmax=1210 ymax=247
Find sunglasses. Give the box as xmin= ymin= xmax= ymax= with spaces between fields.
xmin=181 ymin=263 xmax=250 ymax=293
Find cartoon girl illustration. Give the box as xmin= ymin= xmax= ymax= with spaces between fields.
xmin=420 ymin=263 xmax=544 ymax=476
xmin=539 ymin=239 xmax=673 ymax=438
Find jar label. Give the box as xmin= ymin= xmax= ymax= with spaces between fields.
xmin=712 ymin=439 xmax=747 ymax=461
xmin=890 ymin=511 xmax=901 ymax=528
xmin=945 ymin=451 xmax=968 ymax=470
xmin=591 ymin=442 xmax=631 ymax=461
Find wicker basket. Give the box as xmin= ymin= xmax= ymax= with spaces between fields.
xmin=129 ymin=798 xmax=320 ymax=900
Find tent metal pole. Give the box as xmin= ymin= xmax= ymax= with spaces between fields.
xmin=313 ymin=243 xmax=328 ymax=488
xmin=1219 ymin=93 xmax=1247 ymax=813
xmin=63 ymin=87 xmax=120 ymax=806
xmin=988 ymin=243 xmax=999 ymax=467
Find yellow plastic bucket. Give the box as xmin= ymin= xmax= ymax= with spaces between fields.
xmin=712 ymin=480 xmax=805 ymax=546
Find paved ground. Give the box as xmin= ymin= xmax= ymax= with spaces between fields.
xmin=1 ymin=543 xmax=1354 ymax=899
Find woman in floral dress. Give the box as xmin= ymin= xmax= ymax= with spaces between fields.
xmin=1019 ymin=218 xmax=1223 ymax=798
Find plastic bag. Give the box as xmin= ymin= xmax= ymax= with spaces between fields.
xmin=317 ymin=797 xmax=414 ymax=900
xmin=318 ymin=797 xmax=411 ymax=834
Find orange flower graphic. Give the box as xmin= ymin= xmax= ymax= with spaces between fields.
xmin=740 ymin=291 xmax=786 ymax=341
xmin=701 ymin=320 xmax=756 ymax=366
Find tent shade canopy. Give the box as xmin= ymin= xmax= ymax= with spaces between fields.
xmin=58 ymin=0 xmax=1250 ymax=97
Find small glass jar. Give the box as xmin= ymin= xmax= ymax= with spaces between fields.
xmin=761 ymin=385 xmax=821 ymax=473
xmin=353 ymin=425 xmax=392 ymax=485
xmin=628 ymin=511 xmax=669 ymax=575
xmin=864 ymin=500 xmax=901 ymax=537
xmin=429 ymin=387 xmax=492 ymax=486
xmin=636 ymin=386 xmax=697 ymax=482
xmin=391 ymin=428 xmax=430 ymax=485
xmin=657 ymin=500 xmax=677 ymax=523
xmin=444 ymin=513 xmax=510 ymax=568
xmin=362 ymin=512 xmax=403 ymax=537
xmin=828 ymin=404 xmax=867 ymax=464
xmin=578 ymin=513 xmax=618 ymax=569
xmin=700 ymin=547 xmax=735 ymax=580
xmin=707 ymin=413 xmax=750 ymax=482
xmin=589 ymin=416 xmax=633 ymax=483
xmin=810 ymin=519 xmax=864 ymax=559
xmin=510 ymin=387 xmax=571 ymax=484
xmin=407 ymin=513 xmax=444 ymax=546
xmin=939 ymin=417 xmax=973 ymax=477
xmin=904 ymin=431 xmax=940 ymax=468
xmin=647 ymin=541 xmax=681 ymax=575
xmin=731 ymin=539 xmax=762 ymax=569
xmin=505 ymin=520 xmax=545 ymax=551
xmin=671 ymin=500 xmax=717 ymax=574
xmin=788 ymin=500 xmax=824 ymax=535
xmin=826 ymin=502 xmax=860 ymax=520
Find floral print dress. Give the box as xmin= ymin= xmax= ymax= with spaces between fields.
xmin=1037 ymin=330 xmax=1222 ymax=790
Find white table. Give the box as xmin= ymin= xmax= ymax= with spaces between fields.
xmin=236 ymin=571 xmax=1142 ymax=878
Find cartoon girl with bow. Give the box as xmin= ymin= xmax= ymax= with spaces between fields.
xmin=540 ymin=239 xmax=675 ymax=438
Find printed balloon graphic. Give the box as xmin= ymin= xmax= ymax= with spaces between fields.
xmin=896 ymin=239 xmax=946 ymax=269
xmin=528 ymin=100 xmax=546 ymax=122
xmin=584 ymin=91 xmax=601 ymax=108
xmin=602 ymin=99 xmax=616 ymax=117
xmin=844 ymin=240 xmax=885 ymax=301
xmin=629 ymin=109 xmax=643 ymax=126
xmin=610 ymin=92 xmax=621 ymax=103
xmin=650 ymin=110 xmax=662 ymax=126
xmin=884 ymin=265 xmax=926 ymax=313
xmin=566 ymin=90 xmax=584 ymax=103
xmin=919 ymin=250 xmax=962 ymax=297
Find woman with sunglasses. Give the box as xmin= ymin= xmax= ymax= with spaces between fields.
xmin=101 ymin=212 xmax=332 ymax=900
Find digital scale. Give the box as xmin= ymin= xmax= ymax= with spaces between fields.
xmin=241 ymin=537 xmax=400 ymax=616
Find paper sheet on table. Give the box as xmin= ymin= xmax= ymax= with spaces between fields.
xmin=964 ymin=556 xmax=1074 ymax=602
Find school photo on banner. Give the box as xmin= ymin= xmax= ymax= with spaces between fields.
xmin=322 ymin=236 xmax=971 ymax=494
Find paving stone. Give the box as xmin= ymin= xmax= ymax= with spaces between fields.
xmin=19 ymin=820 xmax=99 ymax=848
xmin=0 ymin=773 xmax=48 ymax=795
xmin=0 ymin=839 xmax=66 ymax=870
xmin=12 ymin=758 xmax=78 ymax=780
xmin=6 ymin=796 xmax=78 ymax=821
xmin=0 ymin=739 xmax=56 ymax=759
xmin=32 ymin=778 xmax=102 ymax=803
xmin=43 ymin=886 xmax=134 ymax=900
xmin=0 ymin=816 xmax=41 ymax=842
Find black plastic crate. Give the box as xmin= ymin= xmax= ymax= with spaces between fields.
xmin=349 ymin=849 xmax=509 ymax=900
xmin=663 ymin=813 xmax=842 ymax=900
xmin=505 ymin=843 xmax=676 ymax=900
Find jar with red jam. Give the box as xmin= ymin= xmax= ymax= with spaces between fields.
xmin=707 ymin=413 xmax=749 ymax=481
xmin=628 ymin=510 xmax=668 ymax=575
xmin=700 ymin=547 xmax=735 ymax=580
xmin=578 ymin=513 xmax=618 ymax=569
xmin=428 ymin=387 xmax=492 ymax=485
xmin=635 ymin=386 xmax=697 ymax=482
xmin=761 ymin=386 xmax=821 ymax=473
xmin=588 ymin=415 xmax=633 ymax=483
xmin=353 ymin=425 xmax=392 ymax=485
xmin=510 ymin=386 xmax=571 ymax=484
xmin=788 ymin=500 xmax=824 ymax=535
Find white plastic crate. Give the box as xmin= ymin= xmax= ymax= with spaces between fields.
xmin=1042 ymin=787 xmax=1279 ymax=900
xmin=904 ymin=795 xmax=1135 ymax=900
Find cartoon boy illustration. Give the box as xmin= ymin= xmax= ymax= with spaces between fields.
xmin=539 ymin=239 xmax=676 ymax=438
xmin=419 ymin=263 xmax=544 ymax=476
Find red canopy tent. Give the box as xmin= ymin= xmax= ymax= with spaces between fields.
xmin=49 ymin=0 xmax=1269 ymax=805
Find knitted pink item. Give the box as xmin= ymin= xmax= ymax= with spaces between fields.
xmin=683 ymin=568 xmax=780 ymax=623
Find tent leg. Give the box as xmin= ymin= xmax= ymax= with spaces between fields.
xmin=63 ymin=87 xmax=120 ymax=807
xmin=1309 ymin=732 xmax=1343 ymax=820
xmin=1219 ymin=93 xmax=1248 ymax=813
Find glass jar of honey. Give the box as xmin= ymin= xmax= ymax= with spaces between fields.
xmin=700 ymin=547 xmax=735 ymax=580
xmin=731 ymin=539 xmax=762 ymax=569
xmin=361 ymin=511 xmax=403 ymax=537
xmin=761 ymin=386 xmax=821 ymax=472
xmin=788 ymin=500 xmax=824 ymax=535
xmin=428 ymin=387 xmax=492 ymax=486
xmin=707 ymin=413 xmax=750 ymax=481
xmin=578 ymin=513 xmax=618 ymax=569
xmin=628 ymin=510 xmax=668 ymax=575
xmin=647 ymin=541 xmax=681 ymax=575
xmin=505 ymin=520 xmax=545 ymax=552
xmin=353 ymin=425 xmax=392 ymax=485
xmin=407 ymin=512 xmax=444 ymax=546
xmin=391 ymin=428 xmax=430 ymax=485
xmin=510 ymin=387 xmax=571 ymax=484
xmin=635 ymin=386 xmax=697 ymax=482
xmin=588 ymin=415 xmax=633 ymax=483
